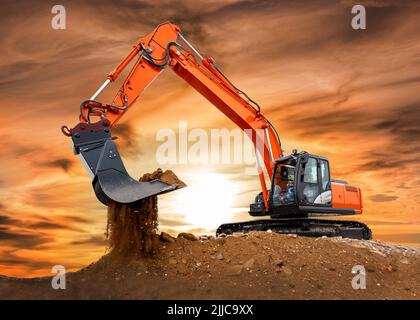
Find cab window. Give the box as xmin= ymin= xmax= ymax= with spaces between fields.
xmin=301 ymin=157 xmax=318 ymax=203
xmin=319 ymin=160 xmax=330 ymax=191
xmin=303 ymin=157 xmax=318 ymax=183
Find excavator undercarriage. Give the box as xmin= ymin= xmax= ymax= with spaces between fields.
xmin=217 ymin=218 xmax=372 ymax=240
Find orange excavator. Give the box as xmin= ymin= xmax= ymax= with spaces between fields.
xmin=62 ymin=22 xmax=371 ymax=239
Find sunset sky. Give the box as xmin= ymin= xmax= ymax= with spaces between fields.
xmin=1 ymin=0 xmax=419 ymax=277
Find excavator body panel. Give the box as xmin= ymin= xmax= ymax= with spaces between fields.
xmin=331 ymin=182 xmax=363 ymax=214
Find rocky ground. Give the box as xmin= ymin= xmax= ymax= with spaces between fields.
xmin=0 ymin=231 xmax=418 ymax=300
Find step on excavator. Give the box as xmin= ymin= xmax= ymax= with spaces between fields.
xmin=62 ymin=22 xmax=371 ymax=240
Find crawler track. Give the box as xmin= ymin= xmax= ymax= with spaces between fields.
xmin=216 ymin=218 xmax=372 ymax=240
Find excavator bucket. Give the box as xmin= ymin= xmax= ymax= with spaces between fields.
xmin=68 ymin=121 xmax=179 ymax=205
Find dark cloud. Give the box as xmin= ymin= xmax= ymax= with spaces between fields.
xmin=112 ymin=122 xmax=142 ymax=157
xmin=27 ymin=221 xmax=79 ymax=231
xmin=280 ymin=97 xmax=420 ymax=143
xmin=26 ymin=215 xmax=86 ymax=232
xmin=39 ymin=158 xmax=74 ymax=172
xmin=70 ymin=235 xmax=107 ymax=246
xmin=0 ymin=213 xmax=85 ymax=232
xmin=0 ymin=214 xmax=19 ymax=225
xmin=26 ymin=192 xmax=53 ymax=207
xmin=0 ymin=0 xmax=211 ymax=97
xmin=12 ymin=144 xmax=40 ymax=157
xmin=369 ymin=194 xmax=399 ymax=202
xmin=372 ymin=104 xmax=420 ymax=145
xmin=70 ymin=0 xmax=210 ymax=42
xmin=0 ymin=227 xmax=52 ymax=249
xmin=358 ymin=104 xmax=420 ymax=173
xmin=61 ymin=215 xmax=93 ymax=224
xmin=0 ymin=250 xmax=53 ymax=269
xmin=26 ymin=187 xmax=86 ymax=209
xmin=361 ymin=160 xmax=401 ymax=171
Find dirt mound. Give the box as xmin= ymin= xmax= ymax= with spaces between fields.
xmin=0 ymin=232 xmax=418 ymax=300
xmin=106 ymin=169 xmax=185 ymax=256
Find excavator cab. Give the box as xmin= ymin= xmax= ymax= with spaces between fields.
xmin=250 ymin=151 xmax=362 ymax=218
xmin=269 ymin=151 xmax=332 ymax=218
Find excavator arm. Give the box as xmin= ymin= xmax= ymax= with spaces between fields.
xmin=62 ymin=22 xmax=282 ymax=210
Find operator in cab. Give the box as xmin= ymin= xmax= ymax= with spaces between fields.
xmin=272 ymin=165 xmax=295 ymax=205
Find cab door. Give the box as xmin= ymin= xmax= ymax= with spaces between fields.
xmin=297 ymin=156 xmax=332 ymax=206
xmin=316 ymin=158 xmax=332 ymax=206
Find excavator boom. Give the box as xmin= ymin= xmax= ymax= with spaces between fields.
xmin=63 ymin=22 xmax=281 ymax=207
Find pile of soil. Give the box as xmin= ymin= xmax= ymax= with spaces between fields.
xmin=0 ymin=232 xmax=418 ymax=299
xmin=106 ymin=169 xmax=185 ymax=256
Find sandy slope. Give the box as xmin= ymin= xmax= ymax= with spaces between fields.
xmin=0 ymin=232 xmax=418 ymax=299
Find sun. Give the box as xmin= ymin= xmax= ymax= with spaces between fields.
xmin=174 ymin=172 xmax=236 ymax=232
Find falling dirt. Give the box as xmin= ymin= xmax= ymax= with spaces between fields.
xmin=106 ymin=199 xmax=160 ymax=256
xmin=106 ymin=169 xmax=185 ymax=257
